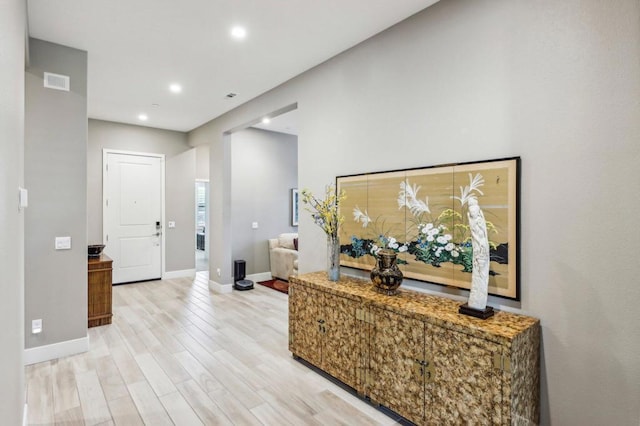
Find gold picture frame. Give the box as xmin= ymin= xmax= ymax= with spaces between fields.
xmin=337 ymin=157 xmax=520 ymax=300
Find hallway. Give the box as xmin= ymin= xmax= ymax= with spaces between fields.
xmin=25 ymin=272 xmax=399 ymax=425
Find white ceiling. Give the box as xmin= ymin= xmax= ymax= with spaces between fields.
xmin=27 ymin=0 xmax=439 ymax=133
xmin=252 ymin=109 xmax=298 ymax=135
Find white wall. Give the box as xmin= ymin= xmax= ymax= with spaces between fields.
xmin=25 ymin=38 xmax=88 ymax=353
xmin=231 ymin=128 xmax=298 ymax=275
xmin=0 ymin=0 xmax=25 ymax=422
xmin=88 ymin=119 xmax=195 ymax=273
xmin=190 ymin=1 xmax=640 ymax=424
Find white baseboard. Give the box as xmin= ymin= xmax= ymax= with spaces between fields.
xmin=208 ymin=279 xmax=233 ymax=294
xmin=163 ymin=269 xmax=196 ymax=279
xmin=24 ymin=335 xmax=89 ymax=365
xmin=246 ymin=271 xmax=272 ymax=282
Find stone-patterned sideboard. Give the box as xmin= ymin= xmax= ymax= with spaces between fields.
xmin=289 ymin=272 xmax=540 ymax=426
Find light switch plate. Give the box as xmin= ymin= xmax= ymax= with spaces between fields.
xmin=252 ymin=222 xmax=258 ymax=229
xmin=32 ymin=319 xmax=42 ymax=334
xmin=168 ymin=221 xmax=176 ymax=228
xmin=18 ymin=187 xmax=28 ymax=210
xmin=55 ymin=236 xmax=71 ymax=250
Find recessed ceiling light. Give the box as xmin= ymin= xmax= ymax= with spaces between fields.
xmin=231 ymin=26 xmax=247 ymax=40
xmin=169 ymin=84 xmax=182 ymax=93
xmin=262 ymin=117 xmax=271 ymax=124
xmin=138 ymin=114 xmax=148 ymax=121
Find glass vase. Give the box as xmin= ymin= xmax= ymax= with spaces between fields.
xmin=327 ymin=235 xmax=340 ymax=282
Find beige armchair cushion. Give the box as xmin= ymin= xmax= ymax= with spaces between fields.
xmin=277 ymin=233 xmax=297 ymax=250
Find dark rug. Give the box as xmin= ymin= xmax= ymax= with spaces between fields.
xmin=257 ymin=279 xmax=289 ymax=294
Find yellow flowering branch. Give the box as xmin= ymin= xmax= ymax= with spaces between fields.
xmin=301 ymin=184 xmax=347 ymax=238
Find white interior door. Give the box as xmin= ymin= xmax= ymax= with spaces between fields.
xmin=104 ymin=151 xmax=163 ymax=284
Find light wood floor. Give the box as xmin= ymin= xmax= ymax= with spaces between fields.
xmin=26 ymin=273 xmax=402 ymax=425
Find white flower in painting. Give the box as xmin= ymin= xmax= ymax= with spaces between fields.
xmin=353 ymin=206 xmax=371 ymax=228
xmin=388 ymin=237 xmax=399 ymax=249
xmin=398 ymin=180 xmax=430 ymax=216
xmin=398 ymin=245 xmax=408 ymax=253
xmin=436 ymin=236 xmax=447 ymax=245
xmin=452 ymin=173 xmax=485 ymax=207
xmin=445 ymin=243 xmax=455 ymax=251
xmin=421 ymin=223 xmax=434 ymax=234
xmin=445 ymin=234 xmax=452 ymax=241
xmin=429 ymin=228 xmax=440 ymax=236
xmin=451 ymin=250 xmax=459 ymax=257
xmin=427 ymin=235 xmax=435 ymax=242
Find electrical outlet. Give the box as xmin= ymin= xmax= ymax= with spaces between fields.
xmin=32 ymin=319 xmax=42 ymax=334
xmin=216 ymin=268 xmax=221 ymax=277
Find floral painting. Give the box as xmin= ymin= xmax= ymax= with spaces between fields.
xmin=337 ymin=158 xmax=519 ymax=300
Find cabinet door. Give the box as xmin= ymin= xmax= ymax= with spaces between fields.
xmin=289 ymin=285 xmax=323 ymax=367
xmin=288 ymin=283 xmax=299 ymax=353
xmin=426 ymin=324 xmax=503 ymax=425
xmin=369 ymin=307 xmax=425 ymax=425
xmin=321 ymin=292 xmax=359 ymax=389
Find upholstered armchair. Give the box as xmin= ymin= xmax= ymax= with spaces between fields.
xmin=268 ymin=233 xmax=299 ymax=281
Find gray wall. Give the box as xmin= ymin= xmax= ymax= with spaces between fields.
xmin=195 ymin=144 xmax=210 ymax=181
xmin=165 ymin=148 xmax=197 ymax=271
xmin=231 ymin=128 xmax=298 ymax=274
xmin=0 ymin=0 xmax=25 ymax=422
xmin=88 ymin=119 xmax=195 ymax=272
xmin=25 ymin=38 xmax=88 ymax=349
xmin=190 ymin=1 xmax=640 ymax=424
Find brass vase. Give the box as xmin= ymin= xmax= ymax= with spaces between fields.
xmin=371 ymin=249 xmax=403 ymax=295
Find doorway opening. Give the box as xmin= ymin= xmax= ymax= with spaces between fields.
xmin=195 ymin=180 xmax=209 ymax=272
xmin=227 ymin=105 xmax=298 ymax=281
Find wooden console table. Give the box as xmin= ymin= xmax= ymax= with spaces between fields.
xmin=88 ymin=254 xmax=113 ymax=327
xmin=289 ymin=272 xmax=540 ymax=425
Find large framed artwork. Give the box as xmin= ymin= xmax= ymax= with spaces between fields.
xmin=337 ymin=157 xmax=520 ymax=300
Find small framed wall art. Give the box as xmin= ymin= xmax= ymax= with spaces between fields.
xmin=291 ymin=188 xmax=299 ymax=226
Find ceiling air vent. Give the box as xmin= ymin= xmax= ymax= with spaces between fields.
xmin=44 ymin=72 xmax=70 ymax=91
